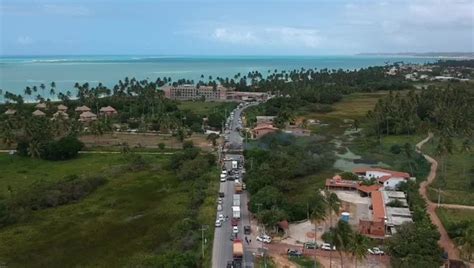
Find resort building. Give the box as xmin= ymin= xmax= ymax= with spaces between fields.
xmin=75 ymin=105 xmax=91 ymax=113
xmin=99 ymin=106 xmax=118 ymax=116
xmin=162 ymin=85 xmax=227 ymax=101
xmin=32 ymin=109 xmax=46 ymax=117
xmin=79 ymin=111 xmax=97 ymax=122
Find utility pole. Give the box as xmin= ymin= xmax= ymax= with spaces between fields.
xmin=200 ymin=225 xmax=208 ymax=260
xmin=437 ymin=187 xmax=441 ymax=208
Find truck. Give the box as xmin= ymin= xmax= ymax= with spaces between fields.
xmin=233 ymin=194 xmax=241 ymax=206
xmin=232 ymin=206 xmax=241 ymax=219
xmin=234 ymin=183 xmax=242 ymax=194
xmin=232 ymin=160 xmax=238 ymax=170
xmin=233 ymin=239 xmax=243 ymax=261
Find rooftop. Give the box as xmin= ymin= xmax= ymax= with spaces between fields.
xmin=353 ymin=167 xmax=410 ymax=178
xmin=371 ymin=191 xmax=386 ymax=222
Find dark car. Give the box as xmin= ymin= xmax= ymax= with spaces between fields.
xmin=304 ymin=242 xmax=317 ymax=249
xmin=287 ymin=249 xmax=303 ymax=257
xmin=231 ymin=218 xmax=239 ymax=226
xmin=244 ymin=225 xmax=251 ymax=235
xmin=219 ymin=192 xmax=225 ymax=198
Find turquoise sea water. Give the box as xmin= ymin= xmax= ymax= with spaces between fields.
xmin=0 ymin=55 xmax=436 ymax=97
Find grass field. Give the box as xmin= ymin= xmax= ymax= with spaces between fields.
xmin=419 ymin=137 xmax=474 ymax=206
xmin=177 ymin=101 xmax=237 ymax=115
xmin=0 ymin=153 xmax=217 ymax=267
xmin=437 ymin=208 xmax=474 ymax=227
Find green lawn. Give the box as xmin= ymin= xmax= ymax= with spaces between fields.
xmin=0 ymin=153 xmax=217 ymax=267
xmin=177 ymin=101 xmax=236 ymax=115
xmin=289 ymin=256 xmax=321 ymax=267
xmin=437 ymin=208 xmax=474 ymax=226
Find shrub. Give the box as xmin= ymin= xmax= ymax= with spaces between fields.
xmin=387 ymin=199 xmax=404 ymax=207
xmin=158 ymin=143 xmax=165 ymax=150
xmin=340 ymin=172 xmax=359 ymax=180
xmin=182 ymin=140 xmax=194 ymax=149
xmin=390 ymin=144 xmax=402 ymax=154
xmin=41 ymin=136 xmax=84 ymax=160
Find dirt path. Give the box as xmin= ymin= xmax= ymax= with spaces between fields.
xmin=416 ymin=133 xmax=460 ymax=260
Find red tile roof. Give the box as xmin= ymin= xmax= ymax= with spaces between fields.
xmin=357 ymin=184 xmax=381 ymax=194
xmin=325 ymin=178 xmax=360 ymax=189
xmin=371 ymin=191 xmax=386 ymax=222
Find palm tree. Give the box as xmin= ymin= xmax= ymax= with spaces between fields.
xmin=310 ymin=191 xmax=327 ymax=268
xmin=324 ymin=189 xmax=341 ymax=268
xmin=349 ymin=232 xmax=370 ymax=268
xmin=206 ymin=133 xmax=219 ymax=147
xmin=49 ymin=81 xmax=56 ymax=99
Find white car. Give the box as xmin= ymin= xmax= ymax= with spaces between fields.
xmin=217 ymin=204 xmax=222 ymax=211
xmin=217 ymin=198 xmax=223 ymax=204
xmin=218 ymin=214 xmax=224 ymax=222
xmin=215 ymin=220 xmax=222 ymax=227
xmin=232 ymin=226 xmax=239 ymax=234
xmin=256 ymin=235 xmax=272 ymax=243
xmin=321 ymin=243 xmax=336 ymax=251
xmin=368 ymin=247 xmax=384 ymax=255
xmin=220 ymin=174 xmax=226 ymax=182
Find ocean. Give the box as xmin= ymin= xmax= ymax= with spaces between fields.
xmin=0 ymin=55 xmax=436 ymax=98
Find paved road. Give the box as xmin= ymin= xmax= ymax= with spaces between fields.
xmin=212 ymin=103 xmax=257 ymax=268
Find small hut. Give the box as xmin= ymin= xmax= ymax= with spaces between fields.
xmin=32 ymin=109 xmax=46 ymax=117
xmin=75 ymin=105 xmax=91 ymax=113
xmin=53 ymin=111 xmax=69 ymax=120
xmin=4 ymin=109 xmax=16 ymax=115
xmin=79 ymin=111 xmax=97 ymax=122
xmin=99 ymin=106 xmax=118 ymax=116
xmin=35 ymin=102 xmax=47 ymax=109
xmin=57 ymin=104 xmax=68 ymax=112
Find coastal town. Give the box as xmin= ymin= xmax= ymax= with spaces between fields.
xmin=1 ymin=0 xmax=473 ymax=267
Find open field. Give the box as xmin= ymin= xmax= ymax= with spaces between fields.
xmin=0 ymin=153 xmax=217 ymax=267
xmin=177 ymin=100 xmax=237 ymax=115
xmin=420 ymin=137 xmax=474 ymax=206
xmin=80 ymin=132 xmax=216 ymax=151
xmin=437 ymin=207 xmax=474 ymax=227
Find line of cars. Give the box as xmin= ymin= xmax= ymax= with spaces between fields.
xmin=302 ymin=241 xmax=385 ymax=255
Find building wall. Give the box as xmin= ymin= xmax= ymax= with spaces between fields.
xmin=383 ymin=178 xmax=405 ymax=189
xmin=253 ymin=128 xmax=277 ymax=139
xmin=366 ymin=171 xmax=391 ymax=178
xmin=359 ymin=220 xmax=385 ymax=237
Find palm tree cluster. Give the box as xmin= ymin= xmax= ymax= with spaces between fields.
xmin=367 ymin=85 xmax=473 ymax=138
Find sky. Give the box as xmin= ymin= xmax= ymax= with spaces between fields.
xmin=0 ymin=0 xmax=473 ymax=56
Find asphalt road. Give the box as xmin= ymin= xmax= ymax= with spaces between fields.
xmin=212 ymin=103 xmax=256 ymax=268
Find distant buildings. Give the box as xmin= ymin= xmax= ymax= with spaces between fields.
xmin=99 ymin=106 xmax=118 ymax=116
xmin=32 ymin=109 xmax=46 ymax=117
xmin=79 ymin=111 xmax=98 ymax=122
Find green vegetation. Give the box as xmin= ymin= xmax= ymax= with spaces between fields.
xmin=384 ymin=180 xmax=444 ymax=267
xmin=0 ymin=147 xmax=218 ymax=267
xmin=437 ymin=207 xmax=474 ymax=260
xmin=244 ymin=133 xmax=335 ymax=224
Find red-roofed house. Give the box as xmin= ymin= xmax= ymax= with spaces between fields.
xmin=252 ymin=124 xmax=279 ymax=139
xmin=353 ymin=167 xmax=412 ymax=189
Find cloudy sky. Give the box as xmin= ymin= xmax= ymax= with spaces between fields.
xmin=1 ymin=0 xmax=473 ymax=55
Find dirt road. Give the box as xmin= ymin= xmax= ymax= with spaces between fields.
xmin=416 ymin=133 xmax=460 ymax=260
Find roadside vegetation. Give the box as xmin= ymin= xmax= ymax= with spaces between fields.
xmin=0 ymin=143 xmax=218 ymax=267
xmin=437 ymin=208 xmax=474 ymax=261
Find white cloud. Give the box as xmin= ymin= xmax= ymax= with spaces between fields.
xmin=42 ymin=4 xmax=91 ymax=16
xmin=213 ymin=28 xmax=259 ymax=44
xmin=212 ymin=26 xmax=323 ymax=49
xmin=17 ymin=36 xmax=33 ymax=45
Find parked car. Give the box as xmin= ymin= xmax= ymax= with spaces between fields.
xmin=242 ymin=183 xmax=246 ymax=190
xmin=232 ymin=226 xmax=239 ymax=234
xmin=256 ymin=235 xmax=272 ymax=243
xmin=219 ymin=192 xmax=225 ymax=198
xmin=321 ymin=243 xmax=336 ymax=251
xmin=368 ymin=247 xmax=384 ymax=255
xmin=287 ymin=249 xmax=303 ymax=257
xmin=304 ymin=242 xmax=317 ymax=249
xmin=217 ymin=204 xmax=222 ymax=211
xmin=244 ymin=225 xmax=251 ymax=235
xmin=218 ymin=198 xmax=223 ymax=204
xmin=215 ymin=220 xmax=222 ymax=227
xmin=218 ymin=214 xmax=224 ymax=222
